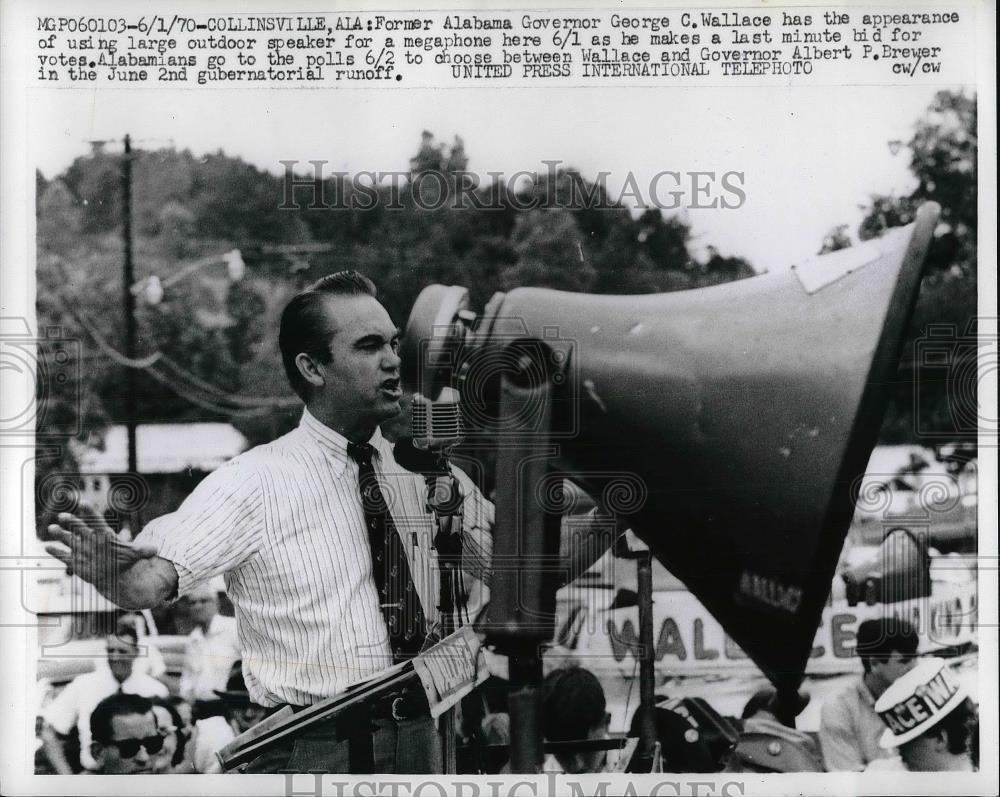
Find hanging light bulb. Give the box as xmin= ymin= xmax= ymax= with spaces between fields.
xmin=224 ymin=249 xmax=245 ymax=282
xmin=144 ymin=275 xmax=164 ymax=305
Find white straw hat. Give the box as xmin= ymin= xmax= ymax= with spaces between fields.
xmin=874 ymin=657 xmax=967 ymax=748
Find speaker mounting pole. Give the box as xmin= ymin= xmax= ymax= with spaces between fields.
xmin=483 ymin=345 xmax=560 ymax=774
xmin=615 ymin=537 xmax=658 ymax=770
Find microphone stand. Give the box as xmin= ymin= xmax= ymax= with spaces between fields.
xmin=420 ymin=447 xmax=466 ymax=773
xmin=421 ymin=452 xmax=466 ymax=639
xmin=394 ymin=431 xmax=469 ymax=772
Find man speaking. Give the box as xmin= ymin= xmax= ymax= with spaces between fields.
xmin=45 ymin=271 xmax=613 ymax=773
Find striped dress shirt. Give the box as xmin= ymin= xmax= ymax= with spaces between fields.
xmin=138 ymin=408 xmax=494 ymax=707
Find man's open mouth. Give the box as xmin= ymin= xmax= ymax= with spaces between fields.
xmin=380 ymin=378 xmax=402 ymax=398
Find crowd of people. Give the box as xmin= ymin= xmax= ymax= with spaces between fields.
xmin=455 ymin=619 xmax=978 ymax=775
xmin=821 ymin=618 xmax=978 ymax=773
xmin=43 ymin=665 xmax=266 ymax=775
xmin=37 ymin=606 xmax=979 ymax=776
xmin=37 ymin=590 xmax=249 ymax=775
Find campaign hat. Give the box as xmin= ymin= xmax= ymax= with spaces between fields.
xmin=874 ymin=657 xmax=966 ymax=747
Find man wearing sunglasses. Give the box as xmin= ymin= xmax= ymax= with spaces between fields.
xmin=40 ymin=622 xmax=169 ymax=774
xmin=89 ymin=693 xmax=162 ymax=775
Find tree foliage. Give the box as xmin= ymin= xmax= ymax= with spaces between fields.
xmin=836 ymin=90 xmax=978 ymax=445
xmin=59 ymin=126 xmax=977 ymax=470
xmin=35 ymin=90 xmax=978 ymax=507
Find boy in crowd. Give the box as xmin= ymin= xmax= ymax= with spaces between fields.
xmin=872 ymin=657 xmax=977 ymax=772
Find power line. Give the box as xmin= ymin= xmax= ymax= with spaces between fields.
xmin=154 ymin=353 xmax=300 ymax=409
xmin=58 ymin=293 xmax=162 ymax=370
xmin=145 ymin=363 xmax=287 ymax=418
xmin=54 ymin=288 xmax=300 ymax=413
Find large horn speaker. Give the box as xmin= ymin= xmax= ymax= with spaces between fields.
xmin=402 ymin=203 xmax=938 ymax=694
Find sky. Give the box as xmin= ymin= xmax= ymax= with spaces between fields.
xmin=30 ymin=83 xmax=948 ymax=270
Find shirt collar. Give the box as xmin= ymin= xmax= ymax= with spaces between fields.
xmin=299 ymin=408 xmax=386 ymax=474
xmin=96 ymin=663 xmax=141 ymax=689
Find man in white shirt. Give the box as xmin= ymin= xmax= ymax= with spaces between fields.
xmin=45 ymin=271 xmax=615 ymax=773
xmin=89 ymin=693 xmax=162 ymax=775
xmin=819 ymin=618 xmax=919 ymax=770
xmin=118 ymin=611 xmax=168 ymax=683
xmin=40 ymin=623 xmax=168 ymax=773
xmin=178 ymin=584 xmax=240 ymax=706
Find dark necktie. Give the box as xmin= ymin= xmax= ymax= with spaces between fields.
xmin=347 ymin=441 xmax=427 ymax=662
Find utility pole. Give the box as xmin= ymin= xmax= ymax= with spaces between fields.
xmin=615 ymin=535 xmax=658 ymax=771
xmin=121 ymin=134 xmax=138 ymax=479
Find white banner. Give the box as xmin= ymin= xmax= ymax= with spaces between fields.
xmin=556 ymin=580 xmax=977 ymax=677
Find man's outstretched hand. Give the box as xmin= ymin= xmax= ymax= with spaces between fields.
xmin=44 ymin=504 xmax=159 ymax=599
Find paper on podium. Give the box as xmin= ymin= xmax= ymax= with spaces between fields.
xmin=411 ymin=625 xmax=489 ymax=718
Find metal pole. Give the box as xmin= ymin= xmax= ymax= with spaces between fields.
xmin=121 ymin=134 xmax=137 ymax=478
xmin=440 ymin=709 xmax=457 ymax=774
xmin=508 ymin=654 xmax=544 ymax=773
xmin=484 ymin=359 xmax=556 ymax=774
xmin=635 ymin=549 xmax=658 ymax=769
xmin=120 ymin=133 xmax=142 ymax=536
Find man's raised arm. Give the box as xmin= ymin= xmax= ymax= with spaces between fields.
xmin=44 ymin=504 xmax=178 ymax=609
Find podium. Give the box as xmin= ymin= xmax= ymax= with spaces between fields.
xmin=217 ymin=627 xmax=487 ymax=772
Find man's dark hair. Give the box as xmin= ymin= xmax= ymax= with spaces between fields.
xmin=935 ymin=698 xmax=977 ymax=757
xmin=855 ymin=618 xmax=919 ymax=673
xmin=278 ymin=271 xmax=379 ymax=400
xmin=90 ymin=693 xmax=154 ymax=745
xmin=542 ymin=666 xmax=606 ymax=743
xmin=900 ymin=697 xmax=978 ymax=761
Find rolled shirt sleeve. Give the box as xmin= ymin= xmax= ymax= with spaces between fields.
xmin=136 ymin=462 xmax=267 ymax=598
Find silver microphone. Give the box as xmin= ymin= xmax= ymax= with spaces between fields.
xmin=411 ymin=387 xmax=464 ymax=450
